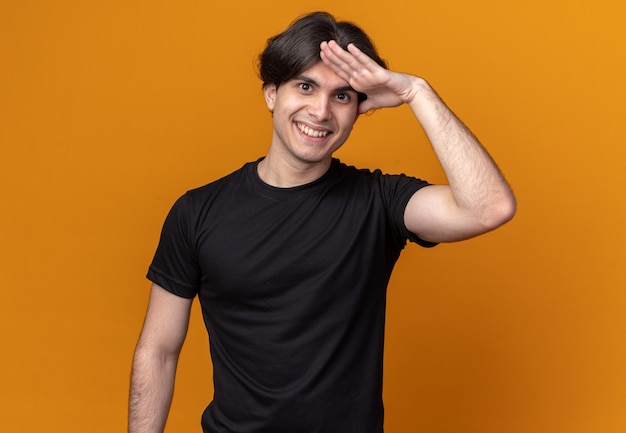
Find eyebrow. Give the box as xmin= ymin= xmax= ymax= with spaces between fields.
xmin=295 ymin=75 xmax=357 ymax=94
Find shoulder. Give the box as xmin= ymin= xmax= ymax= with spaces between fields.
xmin=187 ymin=161 xmax=255 ymax=198
xmin=333 ymin=158 xmax=429 ymax=191
xmin=163 ymin=161 xmax=256 ymax=223
xmin=331 ymin=159 xmax=383 ymax=185
xmin=178 ymin=159 xmax=262 ymax=210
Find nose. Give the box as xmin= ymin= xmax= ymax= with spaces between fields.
xmin=308 ymin=95 xmax=331 ymax=121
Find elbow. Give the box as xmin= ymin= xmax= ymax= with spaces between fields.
xmin=482 ymin=192 xmax=517 ymax=231
xmin=497 ymin=195 xmax=517 ymax=226
xmin=133 ymin=336 xmax=184 ymax=366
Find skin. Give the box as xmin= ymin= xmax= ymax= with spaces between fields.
xmin=128 ymin=39 xmax=516 ymax=433
xmin=129 ymin=284 xmax=192 ymax=433
xmin=257 ymin=60 xmax=361 ymax=187
xmin=318 ymin=40 xmax=516 ymax=243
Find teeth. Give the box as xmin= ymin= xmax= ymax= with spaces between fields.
xmin=298 ymin=123 xmax=328 ymax=138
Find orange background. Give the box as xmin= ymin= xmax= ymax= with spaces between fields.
xmin=1 ymin=1 xmax=625 ymax=432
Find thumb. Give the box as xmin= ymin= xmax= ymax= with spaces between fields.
xmin=358 ymin=99 xmax=377 ymax=114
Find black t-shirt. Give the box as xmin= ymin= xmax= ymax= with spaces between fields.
xmin=148 ymin=158 xmax=435 ymax=433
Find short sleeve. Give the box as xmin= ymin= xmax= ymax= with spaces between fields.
xmin=147 ymin=194 xmax=201 ymax=298
xmin=380 ymin=173 xmax=438 ymax=249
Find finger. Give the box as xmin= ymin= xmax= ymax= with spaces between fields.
xmin=358 ymin=100 xmax=376 ymax=115
xmin=320 ymin=44 xmax=356 ymax=83
xmin=319 ymin=41 xmax=349 ymax=70
xmin=331 ymin=40 xmax=379 ymax=71
xmin=319 ymin=46 xmax=349 ymax=80
xmin=324 ymin=41 xmax=377 ymax=83
xmin=346 ymin=43 xmax=373 ymax=67
xmin=322 ymin=40 xmax=361 ymax=68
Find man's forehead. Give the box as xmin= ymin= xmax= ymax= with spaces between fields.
xmin=294 ymin=62 xmax=356 ymax=92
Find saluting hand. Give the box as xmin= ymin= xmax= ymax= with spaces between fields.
xmin=320 ymin=40 xmax=421 ymax=114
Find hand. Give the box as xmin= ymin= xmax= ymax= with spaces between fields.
xmin=320 ymin=40 xmax=420 ymax=114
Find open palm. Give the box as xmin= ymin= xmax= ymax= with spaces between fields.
xmin=320 ymin=40 xmax=419 ymax=114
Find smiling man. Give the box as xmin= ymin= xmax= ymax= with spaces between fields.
xmin=129 ymin=11 xmax=516 ymax=433
xmin=259 ymin=61 xmax=360 ymax=186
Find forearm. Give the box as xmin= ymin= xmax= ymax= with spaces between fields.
xmin=407 ymin=77 xmax=515 ymax=224
xmin=128 ymin=346 xmax=179 ymax=433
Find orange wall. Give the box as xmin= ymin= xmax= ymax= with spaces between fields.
xmin=1 ymin=1 xmax=625 ymax=432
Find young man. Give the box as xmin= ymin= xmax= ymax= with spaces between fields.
xmin=129 ymin=11 xmax=516 ymax=433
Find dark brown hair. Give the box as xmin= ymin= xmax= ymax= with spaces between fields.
xmin=258 ymin=12 xmax=386 ymax=102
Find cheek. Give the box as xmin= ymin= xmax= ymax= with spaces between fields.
xmin=338 ymin=108 xmax=358 ymax=131
xmin=334 ymin=116 xmax=357 ymax=145
xmin=271 ymin=107 xmax=297 ymax=140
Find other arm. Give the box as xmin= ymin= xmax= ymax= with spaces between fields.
xmin=128 ymin=283 xmax=193 ymax=433
xmin=320 ymin=41 xmax=516 ymax=242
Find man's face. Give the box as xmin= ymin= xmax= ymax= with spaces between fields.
xmin=263 ymin=61 xmax=360 ymax=167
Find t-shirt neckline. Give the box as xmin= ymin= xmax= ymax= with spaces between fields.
xmin=246 ymin=157 xmax=341 ymax=201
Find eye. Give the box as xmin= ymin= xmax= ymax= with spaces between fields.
xmin=298 ymin=82 xmax=312 ymax=92
xmin=335 ymin=92 xmax=352 ymax=103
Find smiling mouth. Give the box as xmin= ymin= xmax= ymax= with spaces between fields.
xmin=297 ymin=122 xmax=329 ymax=138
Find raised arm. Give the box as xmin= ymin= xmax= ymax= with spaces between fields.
xmin=129 ymin=284 xmax=193 ymax=433
xmin=320 ymin=40 xmax=516 ymax=242
xmin=402 ymin=79 xmax=515 ymax=242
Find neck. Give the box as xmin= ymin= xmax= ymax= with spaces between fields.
xmin=257 ymin=153 xmax=332 ymax=188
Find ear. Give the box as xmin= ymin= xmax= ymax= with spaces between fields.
xmin=263 ymin=84 xmax=277 ymax=112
